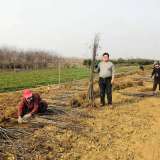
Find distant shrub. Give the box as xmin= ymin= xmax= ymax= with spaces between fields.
xmin=111 ymin=58 xmax=154 ymax=65
xmin=83 ymin=58 xmax=154 ymax=67
xmin=83 ymin=59 xmax=92 ymax=68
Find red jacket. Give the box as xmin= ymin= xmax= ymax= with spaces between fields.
xmin=17 ymin=93 xmax=41 ymax=117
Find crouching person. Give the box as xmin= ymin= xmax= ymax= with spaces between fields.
xmin=17 ymin=89 xmax=48 ymax=123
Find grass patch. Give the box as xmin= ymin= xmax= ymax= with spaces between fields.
xmin=0 ymin=68 xmax=90 ymax=92
xmin=0 ymin=65 xmax=145 ymax=93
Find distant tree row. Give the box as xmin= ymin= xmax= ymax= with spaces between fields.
xmin=83 ymin=58 xmax=155 ymax=68
xmin=0 ymin=47 xmax=60 ymax=70
xmin=111 ymin=58 xmax=154 ymax=65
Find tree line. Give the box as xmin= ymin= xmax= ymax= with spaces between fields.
xmin=0 ymin=47 xmax=60 ymax=70
xmin=83 ymin=58 xmax=155 ymax=68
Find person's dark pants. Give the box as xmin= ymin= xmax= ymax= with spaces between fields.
xmin=153 ymin=78 xmax=160 ymax=91
xmin=21 ymin=100 xmax=48 ymax=117
xmin=99 ymin=77 xmax=112 ymax=105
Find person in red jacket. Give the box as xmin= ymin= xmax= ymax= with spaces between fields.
xmin=17 ymin=89 xmax=48 ymax=123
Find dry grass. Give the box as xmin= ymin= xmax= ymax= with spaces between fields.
xmin=1 ymin=68 xmax=160 ymax=159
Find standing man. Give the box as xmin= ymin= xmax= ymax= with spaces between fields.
xmin=151 ymin=61 xmax=160 ymax=95
xmin=96 ymin=53 xmax=115 ymax=107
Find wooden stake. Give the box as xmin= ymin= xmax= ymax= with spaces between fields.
xmin=88 ymin=34 xmax=100 ymax=107
xmin=58 ymin=57 xmax=61 ymax=88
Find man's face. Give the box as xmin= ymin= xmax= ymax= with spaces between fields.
xmin=155 ymin=64 xmax=159 ymax=68
xmin=103 ymin=55 xmax=109 ymax=62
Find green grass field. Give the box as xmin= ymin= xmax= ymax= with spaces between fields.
xmin=0 ymin=65 xmax=142 ymax=93
xmin=0 ymin=68 xmax=90 ymax=92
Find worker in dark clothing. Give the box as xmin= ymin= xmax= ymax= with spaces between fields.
xmin=151 ymin=61 xmax=160 ymax=95
xmin=96 ymin=53 xmax=115 ymax=107
xmin=139 ymin=65 xmax=144 ymax=71
xmin=17 ymin=89 xmax=48 ymax=123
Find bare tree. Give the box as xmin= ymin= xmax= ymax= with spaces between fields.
xmin=0 ymin=47 xmax=59 ymax=70
xmin=88 ymin=34 xmax=100 ymax=107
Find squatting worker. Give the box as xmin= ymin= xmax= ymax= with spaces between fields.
xmin=17 ymin=89 xmax=48 ymax=123
xmin=151 ymin=61 xmax=160 ymax=95
xmin=96 ymin=52 xmax=115 ymax=107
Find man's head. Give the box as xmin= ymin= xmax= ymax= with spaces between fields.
xmin=23 ymin=89 xmax=33 ymax=103
xmin=154 ymin=61 xmax=160 ymax=68
xmin=102 ymin=52 xmax=110 ymax=62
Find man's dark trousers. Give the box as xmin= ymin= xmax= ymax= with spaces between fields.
xmin=99 ymin=77 xmax=112 ymax=105
xmin=153 ymin=78 xmax=160 ymax=91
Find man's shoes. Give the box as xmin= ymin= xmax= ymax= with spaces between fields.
xmin=100 ymin=97 xmax=105 ymax=107
xmin=100 ymin=103 xmax=105 ymax=107
xmin=108 ymin=104 xmax=114 ymax=109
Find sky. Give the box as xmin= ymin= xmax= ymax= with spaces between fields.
xmin=0 ymin=0 xmax=160 ymax=59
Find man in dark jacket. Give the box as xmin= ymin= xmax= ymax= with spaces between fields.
xmin=17 ymin=89 xmax=48 ymax=123
xmin=151 ymin=61 xmax=160 ymax=95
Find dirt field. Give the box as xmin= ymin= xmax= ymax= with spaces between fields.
xmin=1 ymin=68 xmax=160 ymax=160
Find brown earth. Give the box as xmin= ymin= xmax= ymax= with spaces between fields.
xmin=1 ymin=69 xmax=160 ymax=160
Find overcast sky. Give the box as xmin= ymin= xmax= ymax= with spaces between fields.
xmin=0 ymin=0 xmax=160 ymax=59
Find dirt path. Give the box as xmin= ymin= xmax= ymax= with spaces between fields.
xmin=1 ymin=70 xmax=160 ymax=160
